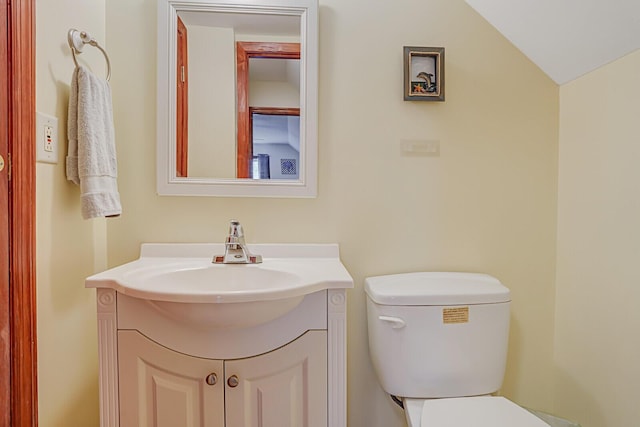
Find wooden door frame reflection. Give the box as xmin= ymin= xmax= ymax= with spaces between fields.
xmin=236 ymin=41 xmax=300 ymax=178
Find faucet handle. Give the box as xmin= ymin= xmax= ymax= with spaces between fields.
xmin=228 ymin=220 xmax=244 ymax=237
xmin=214 ymin=220 xmax=262 ymax=264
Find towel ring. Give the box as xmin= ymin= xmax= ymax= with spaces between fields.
xmin=67 ymin=28 xmax=111 ymax=81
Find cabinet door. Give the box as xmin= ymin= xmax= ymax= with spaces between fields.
xmin=225 ymin=330 xmax=327 ymax=427
xmin=118 ymin=331 xmax=224 ymax=427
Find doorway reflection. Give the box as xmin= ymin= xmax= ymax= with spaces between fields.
xmin=250 ymin=109 xmax=300 ymax=180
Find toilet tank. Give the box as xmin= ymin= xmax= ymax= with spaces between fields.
xmin=365 ymin=272 xmax=511 ymax=399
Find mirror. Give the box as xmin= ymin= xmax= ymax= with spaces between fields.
xmin=157 ymin=0 xmax=318 ymax=197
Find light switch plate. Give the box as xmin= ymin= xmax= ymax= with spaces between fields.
xmin=400 ymin=139 xmax=440 ymax=156
xmin=36 ymin=112 xmax=59 ymax=164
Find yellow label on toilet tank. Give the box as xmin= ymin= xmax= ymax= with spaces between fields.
xmin=443 ymin=307 xmax=469 ymax=324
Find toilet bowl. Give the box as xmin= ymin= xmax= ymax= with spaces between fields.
xmin=364 ymin=272 xmax=550 ymax=427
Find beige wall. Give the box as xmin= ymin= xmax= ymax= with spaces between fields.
xmin=187 ymin=24 xmax=236 ymax=178
xmin=35 ymin=1 xmax=640 ymax=426
xmin=250 ymin=79 xmax=300 ymax=108
xmin=105 ymin=1 xmax=558 ymax=426
xmin=555 ymin=49 xmax=640 ymax=427
xmin=33 ymin=0 xmax=560 ymax=426
xmin=35 ymin=0 xmax=106 ymax=425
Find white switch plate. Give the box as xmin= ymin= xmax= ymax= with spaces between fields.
xmin=36 ymin=112 xmax=59 ymax=164
xmin=400 ymin=139 xmax=440 ymax=156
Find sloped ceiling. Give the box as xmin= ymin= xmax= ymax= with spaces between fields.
xmin=465 ymin=0 xmax=640 ymax=85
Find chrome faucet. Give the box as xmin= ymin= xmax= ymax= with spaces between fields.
xmin=213 ymin=220 xmax=263 ymax=264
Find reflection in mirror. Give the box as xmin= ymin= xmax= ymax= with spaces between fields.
xmin=237 ymin=43 xmax=300 ymax=178
xmin=158 ymin=0 xmax=318 ymax=197
xmin=251 ymin=108 xmax=300 ymax=180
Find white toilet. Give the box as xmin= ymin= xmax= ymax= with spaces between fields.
xmin=365 ymin=272 xmax=550 ymax=427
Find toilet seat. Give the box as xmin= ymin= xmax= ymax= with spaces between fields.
xmin=404 ymin=396 xmax=550 ymax=427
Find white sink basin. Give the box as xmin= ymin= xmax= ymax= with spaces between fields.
xmin=86 ymin=243 xmax=353 ymax=329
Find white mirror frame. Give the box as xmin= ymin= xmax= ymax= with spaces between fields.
xmin=157 ymin=0 xmax=318 ymax=197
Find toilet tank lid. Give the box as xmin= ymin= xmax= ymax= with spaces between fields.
xmin=364 ymin=272 xmax=510 ymax=305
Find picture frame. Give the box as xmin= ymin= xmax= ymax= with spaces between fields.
xmin=403 ymin=46 xmax=445 ymax=101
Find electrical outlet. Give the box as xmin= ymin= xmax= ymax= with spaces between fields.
xmin=44 ymin=125 xmax=54 ymax=152
xmin=36 ymin=112 xmax=58 ymax=163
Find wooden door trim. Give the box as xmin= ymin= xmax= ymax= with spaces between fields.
xmin=8 ymin=0 xmax=38 ymax=425
xmin=0 ymin=1 xmax=10 ymax=423
xmin=236 ymin=41 xmax=300 ymax=178
xmin=176 ymin=16 xmax=188 ymax=177
xmin=250 ymin=107 xmax=300 ymax=117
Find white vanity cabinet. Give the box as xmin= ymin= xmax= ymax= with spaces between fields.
xmin=118 ymin=329 xmax=326 ymax=427
xmin=223 ymin=331 xmax=326 ymax=427
xmin=87 ymin=243 xmax=353 ymax=427
xmin=118 ymin=330 xmax=225 ymax=426
xmin=94 ymin=287 xmax=347 ymax=427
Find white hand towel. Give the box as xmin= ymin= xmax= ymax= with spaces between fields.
xmin=66 ymin=65 xmax=122 ymax=219
xmin=66 ymin=67 xmax=80 ymax=185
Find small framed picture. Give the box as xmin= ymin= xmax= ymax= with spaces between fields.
xmin=403 ymin=46 xmax=445 ymax=101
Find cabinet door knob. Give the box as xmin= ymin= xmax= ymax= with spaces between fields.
xmin=227 ymin=375 xmax=239 ymax=388
xmin=205 ymin=373 xmax=218 ymax=386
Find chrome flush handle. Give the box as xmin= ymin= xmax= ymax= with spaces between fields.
xmin=378 ymin=315 xmax=406 ymax=329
